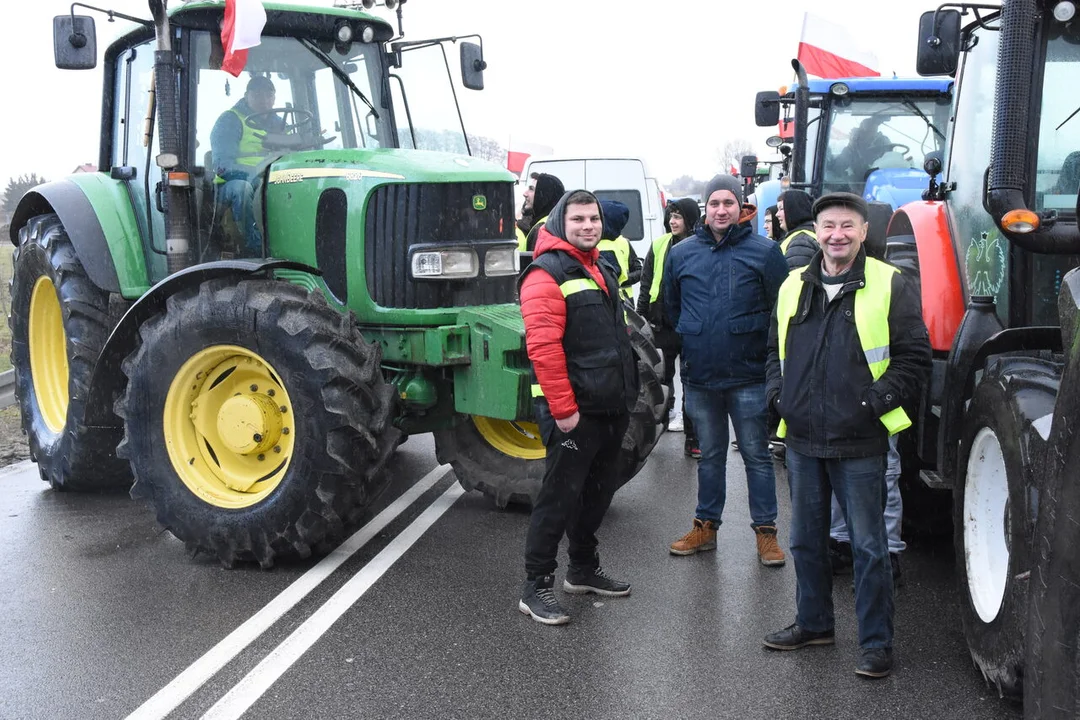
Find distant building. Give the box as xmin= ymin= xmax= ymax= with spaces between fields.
xmin=72 ymin=163 xmax=96 ymax=173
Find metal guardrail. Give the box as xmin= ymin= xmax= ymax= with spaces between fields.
xmin=0 ymin=369 xmax=14 ymax=410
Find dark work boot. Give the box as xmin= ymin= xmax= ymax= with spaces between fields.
xmin=856 ymin=647 xmax=894 ymax=678
xmin=518 ymin=575 xmax=570 ymax=625
xmin=763 ymin=623 xmax=835 ymax=650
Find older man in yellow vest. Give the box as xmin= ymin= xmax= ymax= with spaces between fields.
xmin=210 ymin=75 xmax=286 ymax=255
xmin=762 ymin=192 xmax=930 ymax=680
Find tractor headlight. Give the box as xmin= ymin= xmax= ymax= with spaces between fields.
xmin=484 ymin=248 xmax=519 ymax=277
xmin=411 ymin=248 xmax=478 ymax=279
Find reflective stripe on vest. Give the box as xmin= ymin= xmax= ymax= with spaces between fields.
xmin=648 ymin=233 xmax=673 ymax=303
xmin=780 ymin=227 xmax=816 ymax=255
xmin=214 ymin=108 xmax=267 ymax=184
xmin=774 ymin=257 xmax=911 ymax=438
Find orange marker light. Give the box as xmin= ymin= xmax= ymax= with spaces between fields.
xmin=1001 ymin=209 xmax=1040 ymax=233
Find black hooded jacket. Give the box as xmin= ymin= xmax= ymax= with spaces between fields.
xmin=779 ymin=190 xmax=818 ymax=271
xmin=524 ymin=173 xmax=566 ymax=251
xmin=637 ymin=197 xmax=701 ymax=339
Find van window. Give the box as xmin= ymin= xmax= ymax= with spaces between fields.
xmin=594 ymin=189 xmax=644 ymax=241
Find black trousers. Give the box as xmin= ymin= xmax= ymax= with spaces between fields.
xmin=658 ymin=338 xmax=695 ymax=440
xmin=524 ymin=411 xmax=630 ymax=577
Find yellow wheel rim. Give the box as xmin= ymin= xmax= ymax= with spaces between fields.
xmin=164 ymin=345 xmax=295 ymax=509
xmin=471 ymin=416 xmax=545 ymax=460
xmin=28 ymin=276 xmax=69 ymax=433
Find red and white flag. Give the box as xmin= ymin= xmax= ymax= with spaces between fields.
xmin=221 ymin=0 xmax=267 ymax=77
xmin=506 ymin=139 xmax=553 ymax=175
xmin=797 ymin=12 xmax=880 ymax=79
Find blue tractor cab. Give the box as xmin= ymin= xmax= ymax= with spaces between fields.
xmin=754 ymin=74 xmax=953 ymax=237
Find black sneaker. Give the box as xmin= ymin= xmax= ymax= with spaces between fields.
xmin=856 ymin=647 xmax=893 ymax=678
xmin=829 ymin=539 xmax=854 ymax=575
xmin=763 ymin=623 xmax=835 ymax=650
xmin=564 ymin=566 xmax=631 ymax=597
xmin=519 ymin=575 xmax=570 ymax=625
xmin=685 ymin=440 xmax=701 ymax=459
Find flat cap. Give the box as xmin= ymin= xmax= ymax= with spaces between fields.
xmin=812 ymin=192 xmax=870 ymax=221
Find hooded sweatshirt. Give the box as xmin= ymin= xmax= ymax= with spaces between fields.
xmin=519 ymin=191 xmax=626 ymax=419
xmin=637 ymin=197 xmax=700 ymax=330
xmin=778 ymin=190 xmax=818 ymax=270
xmin=597 ymin=199 xmax=642 ymax=291
xmin=523 ymin=173 xmax=566 ymax=251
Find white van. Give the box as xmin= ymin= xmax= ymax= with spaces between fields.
xmin=519 ymin=156 xmax=666 ymax=259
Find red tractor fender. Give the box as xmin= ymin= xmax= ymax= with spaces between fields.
xmin=887 ymin=201 xmax=965 ymax=352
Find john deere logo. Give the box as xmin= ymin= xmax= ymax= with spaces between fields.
xmin=472 ymin=194 xmax=487 ymax=211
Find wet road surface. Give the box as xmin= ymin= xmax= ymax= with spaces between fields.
xmin=0 ymin=433 xmax=1021 ymax=719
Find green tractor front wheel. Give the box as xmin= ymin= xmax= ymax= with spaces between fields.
xmin=8 ymin=213 xmax=131 ymax=491
xmin=117 ymin=279 xmax=400 ymax=568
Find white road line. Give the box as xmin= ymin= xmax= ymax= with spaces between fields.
xmin=125 ymin=464 xmax=452 ymax=720
xmin=200 ymin=481 xmax=465 ymax=720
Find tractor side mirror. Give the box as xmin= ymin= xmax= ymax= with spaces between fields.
xmin=916 ymin=9 xmax=962 ymax=77
xmin=740 ymin=155 xmax=758 ymax=180
xmin=460 ymin=42 xmax=485 ymax=90
xmin=53 ymin=14 xmax=97 ymax=69
xmin=755 ymin=91 xmax=780 ymax=127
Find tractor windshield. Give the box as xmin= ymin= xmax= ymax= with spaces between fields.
xmin=819 ymin=95 xmax=951 ymax=196
xmin=1034 ymin=23 xmax=1080 ymax=216
xmin=191 ymin=31 xmax=395 ymax=167
xmin=388 ymin=43 xmax=471 ymax=155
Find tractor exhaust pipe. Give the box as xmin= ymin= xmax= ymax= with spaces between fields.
xmin=790 ymin=59 xmax=810 ymax=189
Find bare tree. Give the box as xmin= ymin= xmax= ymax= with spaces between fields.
xmin=715 ymin=140 xmax=755 ymax=174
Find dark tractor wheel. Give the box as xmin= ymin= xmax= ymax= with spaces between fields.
xmin=436 ymin=311 xmax=666 ymax=508
xmin=8 ymin=213 xmax=130 ymax=491
xmin=116 ymin=279 xmax=399 ymax=568
xmin=955 ymin=356 xmax=1058 ymax=699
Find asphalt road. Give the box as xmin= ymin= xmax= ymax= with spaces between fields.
xmin=0 ymin=432 xmax=1021 ymax=720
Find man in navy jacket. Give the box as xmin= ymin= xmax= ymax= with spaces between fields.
xmin=663 ymin=174 xmax=789 ymax=566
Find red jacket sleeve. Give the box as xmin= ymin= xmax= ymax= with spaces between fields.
xmin=520 ymin=268 xmax=577 ymax=419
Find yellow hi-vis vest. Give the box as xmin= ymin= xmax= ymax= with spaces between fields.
xmin=520 ymin=215 xmax=549 ymax=252
xmin=214 ymin=108 xmax=268 ymax=184
xmin=597 ymin=235 xmax=633 ymax=300
xmin=648 ymin=233 xmax=673 ymax=303
xmin=780 ymin=227 xmax=816 ymax=255
xmin=516 ymin=225 xmax=527 ymax=250
xmin=775 ymin=256 xmax=911 ymax=438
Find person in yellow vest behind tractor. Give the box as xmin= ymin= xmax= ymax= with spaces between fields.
xmin=776 ymin=189 xmax=818 ymax=270
xmin=210 ymin=75 xmax=286 ymax=256
xmin=762 ymin=192 xmax=930 ymax=680
xmin=637 ymin=197 xmax=700 ymax=454
xmin=597 ymin=200 xmax=642 ymax=302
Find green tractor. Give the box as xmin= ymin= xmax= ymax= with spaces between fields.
xmin=11 ymin=0 xmax=665 ymax=567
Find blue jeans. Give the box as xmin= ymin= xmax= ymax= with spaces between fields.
xmin=220 ymin=179 xmax=262 ymax=255
xmin=787 ymin=448 xmax=893 ymax=649
xmin=684 ymin=383 xmax=778 ymax=527
xmin=830 ymin=434 xmax=905 ymax=553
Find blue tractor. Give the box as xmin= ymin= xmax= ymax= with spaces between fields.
xmin=752 ymin=67 xmax=953 ymax=241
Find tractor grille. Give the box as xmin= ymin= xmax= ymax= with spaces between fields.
xmin=364 ymin=182 xmax=517 ymax=309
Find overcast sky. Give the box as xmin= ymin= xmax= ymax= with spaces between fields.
xmin=4 ymin=0 xmax=936 ymax=189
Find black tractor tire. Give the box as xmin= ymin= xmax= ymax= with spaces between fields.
xmin=8 ymin=213 xmax=131 ymax=491
xmin=116 ymin=279 xmax=399 ymax=568
xmin=954 ymin=355 xmax=1058 ymax=699
xmin=436 ymin=310 xmax=667 ymax=507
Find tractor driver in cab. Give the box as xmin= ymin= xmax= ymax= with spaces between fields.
xmin=830 ymin=115 xmax=893 ymax=187
xmin=210 ymin=75 xmax=287 ymax=256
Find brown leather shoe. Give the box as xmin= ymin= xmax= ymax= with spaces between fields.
xmin=755 ymin=525 xmax=787 ymax=566
xmin=669 ymin=518 xmax=718 ymax=556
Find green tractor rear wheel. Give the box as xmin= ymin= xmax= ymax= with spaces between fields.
xmin=8 ymin=213 xmax=131 ymax=491
xmin=117 ymin=279 xmax=400 ymax=568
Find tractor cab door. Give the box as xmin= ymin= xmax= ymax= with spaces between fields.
xmin=388 ymin=40 xmax=477 ymax=156
xmin=111 ymin=39 xmax=169 ymax=283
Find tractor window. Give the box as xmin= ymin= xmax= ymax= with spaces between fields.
xmin=189 ymin=31 xmax=391 ymax=175
xmin=390 ymin=43 xmax=469 ymax=155
xmin=821 ymin=96 xmax=949 ymax=197
xmin=1033 ymin=25 xmax=1080 ymax=216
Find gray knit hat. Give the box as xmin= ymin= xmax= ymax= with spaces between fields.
xmin=702 ymin=174 xmax=743 ymax=206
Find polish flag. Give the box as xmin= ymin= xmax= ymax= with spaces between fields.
xmin=221 ymin=0 xmax=267 ymax=77
xmin=506 ymin=139 xmax=553 ymax=175
xmin=797 ymin=12 xmax=880 ymax=79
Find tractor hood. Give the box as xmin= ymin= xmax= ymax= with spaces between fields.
xmin=265 ymin=148 xmax=514 ymax=186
